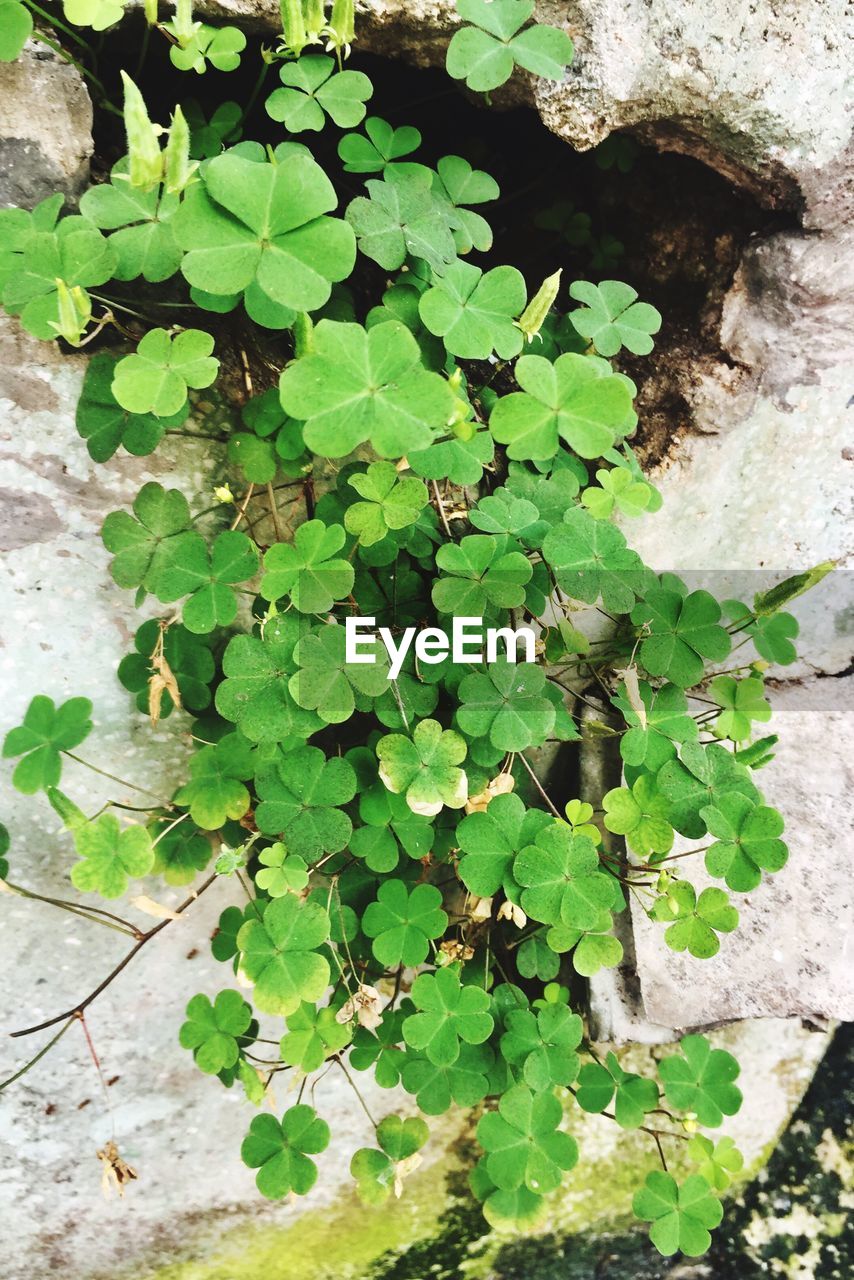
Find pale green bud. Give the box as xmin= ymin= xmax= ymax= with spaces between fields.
xmin=121 ymin=71 xmax=163 ymax=191
xmin=303 ymin=0 xmax=326 ymax=39
xmin=163 ymin=104 xmax=197 ymax=195
xmin=293 ymin=312 xmax=314 ymax=359
xmin=280 ymin=0 xmax=308 ymax=54
xmin=328 ymin=0 xmax=355 ymax=50
xmin=172 ymin=0 xmax=197 ymax=45
xmin=50 ymin=280 xmax=91 ymax=347
xmin=517 ymin=268 xmax=562 ymax=343
xmin=144 ymin=0 xmax=158 ymax=24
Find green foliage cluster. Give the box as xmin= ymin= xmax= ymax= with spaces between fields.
xmin=0 ymin=0 xmax=829 ymax=1261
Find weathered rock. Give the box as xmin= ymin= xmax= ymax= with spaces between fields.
xmin=187 ymin=1 xmax=852 ymax=218
xmin=0 ymin=41 xmax=93 ymax=207
xmin=630 ymin=679 xmax=854 ymax=1029
xmin=0 ymin=314 xmax=430 ymax=1279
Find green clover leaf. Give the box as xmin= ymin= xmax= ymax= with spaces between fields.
xmin=280 ymin=1002 xmax=351 ymax=1072
xmin=555 ymin=927 xmax=624 ymax=977
xmin=241 ymin=1105 xmax=330 ymax=1200
xmin=215 ymin=614 xmax=322 ymax=744
xmin=279 ymin=319 xmax=454 ymax=459
xmin=447 ymin=0 xmax=574 ymax=93
xmin=346 ymin=171 xmax=458 ymax=273
xmin=71 ymin=814 xmax=154 ymax=899
xmin=174 ymin=733 xmax=254 ymax=830
xmin=76 ymin=353 xmax=188 ymax=463
xmin=409 ymin=430 xmax=494 ymax=487
xmin=289 ymin=623 xmax=389 ymax=723
xmin=632 ymin=588 xmax=732 ymax=688
xmin=569 ymin=280 xmax=662 ymax=357
xmin=3 ymin=695 xmax=92 ymax=794
xmin=403 ymin=966 xmax=493 ymax=1066
xmin=658 ymin=1033 xmax=743 ymax=1127
xmin=656 ymin=742 xmax=759 ymax=839
xmin=350 ymin=1115 xmax=429 ymax=1205
xmin=514 ymin=822 xmax=618 ymax=929
xmin=419 ymin=260 xmax=526 ymax=360
xmin=179 ymin=990 xmax=252 ymax=1075
xmin=709 ymin=674 xmax=771 ymax=743
xmin=542 ymin=508 xmax=650 ymax=615
xmin=79 ymin=162 xmax=182 ymax=283
xmin=350 ymin=1005 xmax=410 ymax=1087
xmin=576 ymin=1050 xmax=659 ymax=1128
xmin=456 ymin=791 xmax=550 ymax=899
xmin=254 ymin=843 xmax=309 ymax=898
xmin=403 ymin=1043 xmax=495 ymax=1117
xmin=433 ymin=154 xmax=499 ymax=254
xmin=0 ymin=822 xmax=9 ymax=881
xmin=344 ymin=462 xmax=429 ymax=547
xmin=266 ymin=55 xmax=372 ymax=133
xmin=0 ymin=1 xmax=32 ymax=62
xmin=469 ymin=490 xmax=541 ymax=539
xmin=687 ymin=1134 xmax=744 ymax=1191
xmin=581 ymin=466 xmax=654 ymax=519
xmin=237 ymin=895 xmax=331 ymax=1015
xmin=167 ymin=23 xmax=246 ymax=73
xmin=477 ymin=1084 xmax=578 ymax=1194
xmin=489 ymin=353 xmax=633 ymax=462
xmin=2 ymin=215 xmax=116 ymax=340
xmin=260 ymin=519 xmax=354 ymax=614
xmin=112 ymin=328 xmax=219 ymax=419
xmin=118 ymin=618 xmax=215 ymax=719
xmin=603 ymin=774 xmax=674 ymax=857
xmin=433 ymin=534 xmax=532 ymax=615
xmin=500 ymin=1004 xmax=582 ymax=1091
xmin=457 ymin=660 xmax=556 ymax=752
xmin=723 ymin=600 xmax=800 ymax=666
xmin=376 ymin=719 xmax=468 ymax=817
xmin=184 ymin=99 xmax=243 ymax=159
xmin=255 ymin=745 xmax=356 ymax=860
xmin=173 ymin=152 xmax=355 ymax=310
xmin=362 ymin=880 xmax=448 ymax=967
xmin=151 ymin=822 xmax=212 ymax=886
xmin=338 ymin=116 xmax=422 ymax=173
xmin=613 ymin=681 xmax=699 ymax=771
xmin=650 ymin=881 xmax=739 ymax=958
xmin=633 ymin=1171 xmax=723 ymax=1257
xmin=101 ymin=482 xmax=192 ymax=593
xmin=153 ymin=530 xmax=259 ymax=634
xmin=701 ymin=793 xmax=788 ymax=892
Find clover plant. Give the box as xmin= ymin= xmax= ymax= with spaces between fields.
xmin=0 ymin=0 xmax=830 ymax=1260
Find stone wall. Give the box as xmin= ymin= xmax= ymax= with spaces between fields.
xmin=1 ymin=6 xmax=852 ymax=1278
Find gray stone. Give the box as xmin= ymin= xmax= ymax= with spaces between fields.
xmin=186 ymin=2 xmax=852 ymax=218
xmin=630 ymin=679 xmax=854 ymax=1029
xmin=0 ymin=41 xmax=93 ymax=208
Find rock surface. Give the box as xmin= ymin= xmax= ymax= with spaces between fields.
xmin=0 ymin=314 xmax=418 ymax=1280
xmin=0 ymin=41 xmax=93 ymax=207
xmin=189 ymin=1 xmax=853 ymax=216
xmin=631 ymin=680 xmax=854 ymax=1030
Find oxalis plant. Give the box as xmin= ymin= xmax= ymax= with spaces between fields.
xmin=0 ymin=0 xmax=833 ymax=1259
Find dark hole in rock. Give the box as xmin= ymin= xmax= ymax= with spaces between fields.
xmin=76 ymin=13 xmax=796 ymax=467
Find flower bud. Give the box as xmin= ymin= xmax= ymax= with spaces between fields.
xmin=121 ymin=71 xmax=163 ymax=191
xmin=517 ymin=268 xmax=562 ymax=343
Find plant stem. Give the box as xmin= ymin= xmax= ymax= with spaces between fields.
xmin=62 ymin=751 xmax=162 ymax=800
xmin=335 ymin=1055 xmax=378 ymax=1129
xmin=0 ymin=1017 xmax=75 ymax=1092
xmin=2 ymin=881 xmax=140 ymax=938
xmin=517 ymin=751 xmax=562 ymax=819
xmin=10 ymin=873 xmax=217 ymax=1040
